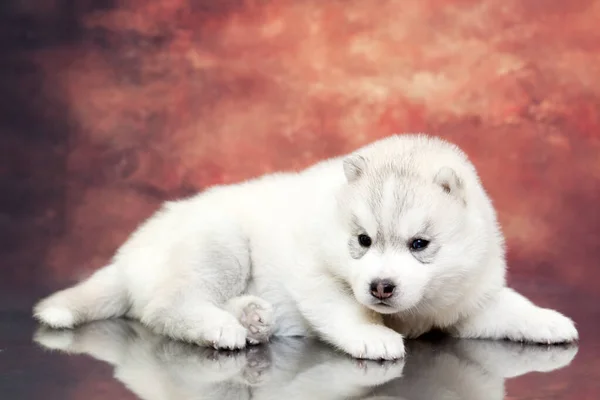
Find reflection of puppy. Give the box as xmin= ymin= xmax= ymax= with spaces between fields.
xmin=35 ymin=320 xmax=266 ymax=400
xmin=369 ymin=338 xmax=578 ymax=400
xmin=34 ymin=320 xmax=404 ymax=400
xmin=33 ymin=134 xmax=578 ymax=360
xmin=33 ymin=321 xmax=577 ymax=400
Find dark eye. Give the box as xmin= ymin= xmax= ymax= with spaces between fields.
xmin=358 ymin=234 xmax=372 ymax=248
xmin=410 ymin=238 xmax=430 ymax=251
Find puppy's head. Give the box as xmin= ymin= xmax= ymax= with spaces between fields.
xmin=337 ymin=147 xmax=486 ymax=315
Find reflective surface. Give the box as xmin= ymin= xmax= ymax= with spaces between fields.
xmin=2 ymin=281 xmax=599 ymax=399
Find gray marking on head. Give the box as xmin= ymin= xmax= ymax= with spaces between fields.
xmin=347 ymin=214 xmax=369 ymax=259
xmin=348 ymin=236 xmax=368 ymax=259
xmin=345 ymin=163 xmax=449 ymax=264
xmin=409 ymin=237 xmax=441 ymax=264
xmin=370 ymin=170 xmax=414 ymax=251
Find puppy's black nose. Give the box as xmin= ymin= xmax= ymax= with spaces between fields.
xmin=370 ymin=279 xmax=396 ymax=300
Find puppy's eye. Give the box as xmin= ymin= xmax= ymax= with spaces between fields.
xmin=410 ymin=238 xmax=430 ymax=251
xmin=358 ymin=234 xmax=372 ymax=248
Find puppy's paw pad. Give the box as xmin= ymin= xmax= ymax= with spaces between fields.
xmin=239 ymin=301 xmax=274 ymax=344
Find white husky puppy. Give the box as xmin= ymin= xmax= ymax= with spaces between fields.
xmin=33 ymin=134 xmax=578 ymax=360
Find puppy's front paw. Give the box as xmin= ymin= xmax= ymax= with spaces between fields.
xmin=337 ymin=325 xmax=405 ymax=360
xmin=517 ymin=309 xmax=578 ymax=344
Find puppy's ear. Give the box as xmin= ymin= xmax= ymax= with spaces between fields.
xmin=434 ymin=167 xmax=465 ymax=201
xmin=343 ymin=154 xmax=366 ymax=182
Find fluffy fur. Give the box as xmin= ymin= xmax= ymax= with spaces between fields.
xmin=33 ymin=134 xmax=578 ymax=360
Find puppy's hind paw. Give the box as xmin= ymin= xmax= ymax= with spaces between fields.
xmin=239 ymin=300 xmax=274 ymax=345
xmin=226 ymin=295 xmax=275 ymax=345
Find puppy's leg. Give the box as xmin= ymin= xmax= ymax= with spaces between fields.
xmin=294 ymin=277 xmax=405 ymax=360
xmin=450 ymin=287 xmax=578 ymax=344
xmin=140 ymin=218 xmax=253 ymax=350
xmin=143 ymin=293 xmax=248 ymax=350
xmin=225 ymin=295 xmax=275 ymax=345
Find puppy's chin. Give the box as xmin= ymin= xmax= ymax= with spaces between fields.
xmin=361 ymin=296 xmax=423 ymax=315
xmin=352 ymin=293 xmax=398 ymax=314
xmin=367 ymin=303 xmax=400 ymax=314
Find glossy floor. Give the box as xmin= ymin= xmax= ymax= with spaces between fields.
xmin=2 ymin=280 xmax=599 ymax=399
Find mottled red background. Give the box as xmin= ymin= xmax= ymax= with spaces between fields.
xmin=2 ymin=0 xmax=600 ymax=297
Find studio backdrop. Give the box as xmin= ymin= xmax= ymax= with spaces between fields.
xmin=2 ymin=0 xmax=599 ymax=298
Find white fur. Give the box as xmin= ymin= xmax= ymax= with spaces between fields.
xmin=36 ymin=307 xmax=76 ymax=329
xmin=33 ymin=134 xmax=578 ymax=360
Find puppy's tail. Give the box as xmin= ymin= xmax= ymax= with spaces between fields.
xmin=33 ymin=264 xmax=129 ymax=329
